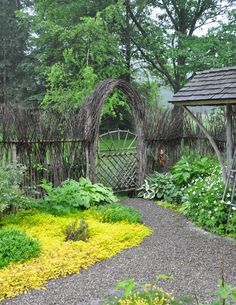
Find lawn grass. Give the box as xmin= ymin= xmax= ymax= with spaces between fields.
xmin=98 ymin=137 xmax=136 ymax=153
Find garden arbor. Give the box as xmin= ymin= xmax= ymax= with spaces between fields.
xmin=79 ymin=79 xmax=147 ymax=188
xmin=170 ymin=66 xmax=236 ymax=182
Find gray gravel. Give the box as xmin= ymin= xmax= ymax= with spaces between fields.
xmin=1 ymin=199 xmax=236 ymax=305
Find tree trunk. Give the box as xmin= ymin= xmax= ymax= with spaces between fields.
xmin=123 ymin=0 xmax=132 ymax=82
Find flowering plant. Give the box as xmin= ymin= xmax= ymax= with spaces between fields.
xmin=181 ymin=166 xmax=236 ymax=236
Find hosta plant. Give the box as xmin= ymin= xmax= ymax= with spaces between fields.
xmin=138 ymin=172 xmax=183 ymax=204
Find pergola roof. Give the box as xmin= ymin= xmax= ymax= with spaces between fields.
xmin=169 ymin=67 xmax=236 ymax=106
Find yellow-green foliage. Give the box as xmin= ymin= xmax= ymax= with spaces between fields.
xmin=156 ymin=201 xmax=180 ymax=213
xmin=117 ymin=291 xmax=173 ymax=305
xmin=106 ymin=285 xmax=174 ymax=305
xmin=0 ymin=210 xmax=151 ymax=301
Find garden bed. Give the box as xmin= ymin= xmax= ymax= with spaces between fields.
xmin=0 ymin=209 xmax=151 ymax=301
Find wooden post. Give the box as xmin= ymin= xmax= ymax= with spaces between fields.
xmin=226 ymin=105 xmax=233 ymax=172
xmin=183 ymin=106 xmax=226 ymax=182
xmin=136 ymin=122 xmax=147 ymax=187
xmin=12 ymin=144 xmax=17 ymax=163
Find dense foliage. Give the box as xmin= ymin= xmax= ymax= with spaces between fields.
xmin=0 ymin=164 xmax=29 ymax=217
xmin=93 ymin=203 xmax=142 ymax=224
xmin=1 ymin=0 xmax=235 ymax=113
xmin=0 ymin=228 xmax=40 ymax=269
xmin=139 ymin=155 xmax=236 ymax=238
xmin=171 ymin=155 xmax=216 ymax=186
xmin=36 ymin=178 xmax=118 ymax=215
xmin=0 ymin=0 xmax=40 ymax=105
xmin=181 ymin=167 xmax=236 ymax=237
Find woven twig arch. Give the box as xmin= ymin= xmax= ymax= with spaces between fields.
xmin=80 ymin=78 xmax=147 ymax=187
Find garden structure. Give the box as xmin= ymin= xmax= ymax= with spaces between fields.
xmin=79 ymin=79 xmax=147 ymax=190
xmin=170 ymin=66 xmax=236 ymax=183
xmin=1 ymin=74 xmax=235 ymax=194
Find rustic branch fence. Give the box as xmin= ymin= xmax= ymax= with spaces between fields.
xmin=0 ymin=79 xmax=228 ymax=195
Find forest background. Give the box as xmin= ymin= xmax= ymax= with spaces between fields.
xmin=0 ymin=0 xmax=236 ymax=130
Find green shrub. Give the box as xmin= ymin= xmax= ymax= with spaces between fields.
xmin=102 ymin=278 xmax=236 ymax=305
xmin=38 ymin=177 xmax=118 ymax=214
xmin=181 ymin=166 xmax=236 ymax=236
xmin=172 ymin=155 xmax=216 ymax=186
xmin=0 ymin=228 xmax=40 ymax=268
xmin=93 ymin=203 xmax=142 ymax=224
xmin=63 ymin=219 xmax=89 ymax=242
xmin=0 ymin=163 xmax=29 ymax=217
xmin=138 ymin=172 xmax=183 ymax=204
xmin=101 ymin=278 xmax=174 ymax=305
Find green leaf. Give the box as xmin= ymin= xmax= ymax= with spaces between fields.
xmin=156 ymin=274 xmax=175 ymax=280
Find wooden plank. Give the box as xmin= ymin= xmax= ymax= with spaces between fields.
xmin=221 ymin=88 xmax=236 ymax=94
xmin=190 ymin=78 xmax=236 ymax=86
xmin=97 ymin=147 xmax=136 ymax=153
xmin=174 ymin=88 xmax=224 ymax=97
xmin=171 ymin=98 xmax=236 ymax=106
xmin=226 ymin=105 xmax=233 ymax=171
xmin=98 ymin=152 xmax=136 ymax=158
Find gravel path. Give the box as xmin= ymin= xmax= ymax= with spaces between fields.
xmin=2 ymin=199 xmax=236 ymax=305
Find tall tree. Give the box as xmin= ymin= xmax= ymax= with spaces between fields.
xmin=0 ymin=0 xmax=39 ymax=106
xmin=32 ymin=0 xmax=128 ymax=111
xmin=123 ymin=0 xmax=236 ymax=136
xmin=127 ymin=0 xmax=235 ymax=92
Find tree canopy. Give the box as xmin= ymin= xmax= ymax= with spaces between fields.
xmin=0 ymin=0 xmax=235 ymax=111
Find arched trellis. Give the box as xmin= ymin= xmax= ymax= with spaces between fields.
xmin=79 ymin=78 xmax=147 ymax=188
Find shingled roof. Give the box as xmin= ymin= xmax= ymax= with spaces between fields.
xmin=170 ymin=67 xmax=236 ymax=106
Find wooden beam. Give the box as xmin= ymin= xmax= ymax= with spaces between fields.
xmin=170 ymin=99 xmax=236 ymax=107
xmin=183 ymin=106 xmax=226 ymax=182
xmin=226 ymin=105 xmax=233 ymax=171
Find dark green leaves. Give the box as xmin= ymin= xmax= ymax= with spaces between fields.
xmin=38 ymin=177 xmax=118 ymax=215
xmin=0 ymin=228 xmax=40 ymax=268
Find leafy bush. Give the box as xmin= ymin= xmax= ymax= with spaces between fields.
xmin=181 ymin=166 xmax=236 ymax=236
xmin=38 ymin=177 xmax=118 ymax=214
xmin=138 ymin=172 xmax=183 ymax=204
xmin=172 ymin=155 xmax=216 ymax=186
xmin=102 ymin=278 xmax=174 ymax=305
xmin=63 ymin=219 xmax=89 ymax=242
xmin=0 ymin=228 xmax=40 ymax=268
xmin=93 ymin=203 xmax=142 ymax=224
xmin=0 ymin=163 xmax=29 ymax=217
xmin=102 ymin=277 xmax=236 ymax=305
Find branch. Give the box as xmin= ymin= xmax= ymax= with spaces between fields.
xmin=162 ymin=0 xmax=179 ymax=31
xmin=130 ymin=37 xmax=177 ymax=90
xmin=127 ymin=4 xmax=147 ymax=37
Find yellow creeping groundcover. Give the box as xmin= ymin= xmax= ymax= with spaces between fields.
xmin=0 ymin=210 xmax=151 ymax=301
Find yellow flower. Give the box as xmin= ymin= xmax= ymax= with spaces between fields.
xmin=0 ymin=211 xmax=151 ymax=301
